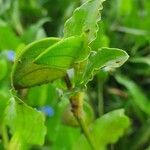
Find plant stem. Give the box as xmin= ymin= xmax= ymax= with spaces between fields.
xmin=76 ymin=116 xmax=97 ymax=150
xmin=70 ymin=93 xmax=97 ymax=150
xmin=64 ymin=74 xmax=73 ymax=90
xmin=64 ymin=74 xmax=97 ymax=150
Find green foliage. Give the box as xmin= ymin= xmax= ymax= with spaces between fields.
xmin=6 ymin=96 xmax=46 ymax=147
xmin=64 ymin=0 xmax=105 ymax=44
xmin=82 ymin=47 xmax=129 ymax=84
xmin=116 ymin=75 xmax=150 ymax=115
xmin=74 ymin=109 xmax=130 ymax=150
xmin=12 ymin=37 xmax=61 ymax=88
xmin=0 ymin=24 xmax=21 ymax=50
xmin=34 ymin=36 xmax=85 ymax=66
xmin=0 ymin=0 xmax=149 ymax=149
xmin=0 ymin=58 xmax=7 ymax=81
xmin=0 ymin=91 xmax=9 ymax=123
xmin=62 ymin=101 xmax=95 ymax=127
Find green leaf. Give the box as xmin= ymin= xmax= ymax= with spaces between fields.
xmin=90 ymin=22 xmax=110 ymax=50
xmin=12 ymin=37 xmax=63 ymax=89
xmin=82 ymin=47 xmax=129 ymax=84
xmin=12 ymin=36 xmax=85 ymax=89
xmin=34 ymin=36 xmax=84 ymax=67
xmin=91 ymin=109 xmax=130 ymax=147
xmin=64 ymin=0 xmax=105 ymax=44
xmin=116 ymin=75 xmax=150 ymax=115
xmin=5 ymin=96 xmax=46 ymax=147
xmin=73 ymin=109 xmax=130 ymax=150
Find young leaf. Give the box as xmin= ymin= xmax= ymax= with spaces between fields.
xmin=5 ymin=96 xmax=46 ymax=147
xmin=12 ymin=37 xmax=63 ymax=89
xmin=64 ymin=0 xmax=105 ymax=44
xmin=116 ymin=75 xmax=150 ymax=116
xmin=81 ymin=47 xmax=129 ymax=84
xmin=73 ymin=109 xmax=130 ymax=150
xmin=34 ymin=36 xmax=84 ymax=67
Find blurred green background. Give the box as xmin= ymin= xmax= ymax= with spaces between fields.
xmin=0 ymin=0 xmax=150 ymax=150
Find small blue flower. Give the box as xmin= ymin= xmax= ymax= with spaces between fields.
xmin=6 ymin=50 xmax=15 ymax=61
xmin=40 ymin=106 xmax=54 ymax=117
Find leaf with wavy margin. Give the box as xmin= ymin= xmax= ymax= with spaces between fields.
xmin=64 ymin=0 xmax=105 ymax=45
xmin=81 ymin=47 xmax=129 ymax=84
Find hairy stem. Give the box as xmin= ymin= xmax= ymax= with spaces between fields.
xmin=64 ymin=74 xmax=96 ymax=150
xmin=76 ymin=115 xmax=97 ymax=150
